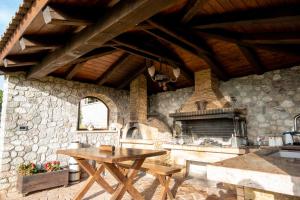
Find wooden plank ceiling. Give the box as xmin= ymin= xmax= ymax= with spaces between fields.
xmin=0 ymin=0 xmax=300 ymax=93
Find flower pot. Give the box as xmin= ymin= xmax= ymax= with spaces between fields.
xmin=16 ymin=168 xmax=69 ymax=196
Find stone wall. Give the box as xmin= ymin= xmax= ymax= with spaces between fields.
xmin=0 ymin=73 xmax=130 ymax=191
xmin=149 ymin=66 xmax=300 ymax=143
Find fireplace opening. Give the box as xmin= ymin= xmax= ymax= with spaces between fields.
xmin=126 ymin=126 xmax=142 ymax=139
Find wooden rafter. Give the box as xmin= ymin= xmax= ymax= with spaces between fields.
xmin=181 ymin=0 xmax=207 ymax=23
xmin=191 ymin=6 xmax=300 ymax=29
xmin=28 ymin=0 xmax=178 ymax=79
xmin=117 ymin=64 xmax=147 ymax=89
xmin=65 ymin=47 xmax=116 ymax=80
xmin=147 ymin=20 xmax=229 ymax=81
xmin=3 ymin=58 xmax=37 ymax=67
xmin=96 ymin=53 xmax=131 ymax=85
xmin=0 ymin=0 xmax=49 ymax=61
xmin=113 ymin=39 xmax=194 ymax=82
xmin=65 ymin=62 xmax=85 ymax=80
xmin=194 ymin=29 xmax=300 ymax=56
xmin=42 ymin=6 xmax=93 ymax=26
xmin=238 ymin=45 xmax=266 ymax=75
xmin=19 ymin=36 xmax=60 ymax=51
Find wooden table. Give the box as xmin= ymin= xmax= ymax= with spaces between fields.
xmin=57 ymin=147 xmax=166 ymax=200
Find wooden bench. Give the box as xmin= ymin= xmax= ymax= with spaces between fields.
xmin=118 ymin=161 xmax=182 ymax=200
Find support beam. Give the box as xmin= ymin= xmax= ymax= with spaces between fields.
xmin=28 ymin=0 xmax=178 ymax=79
xmin=0 ymin=0 xmax=48 ymax=61
xmin=65 ymin=62 xmax=85 ymax=80
xmin=191 ymin=6 xmax=300 ymax=29
xmin=42 ymin=6 xmax=93 ymax=26
xmin=194 ymin=29 xmax=300 ymax=56
xmin=19 ymin=36 xmax=60 ymax=51
xmin=181 ymin=0 xmax=207 ymax=23
xmin=3 ymin=58 xmax=38 ymax=67
xmin=96 ymin=53 xmax=131 ymax=85
xmin=113 ymin=40 xmax=194 ymax=82
xmin=238 ymin=45 xmax=265 ymax=75
xmin=147 ymin=20 xmax=229 ymax=81
xmin=118 ymin=64 xmax=147 ymax=89
xmin=65 ymin=47 xmax=116 ymax=80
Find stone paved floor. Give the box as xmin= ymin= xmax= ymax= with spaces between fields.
xmin=3 ymin=174 xmax=236 ymax=200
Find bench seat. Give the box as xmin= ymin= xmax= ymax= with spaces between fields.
xmin=118 ymin=160 xmax=183 ymax=200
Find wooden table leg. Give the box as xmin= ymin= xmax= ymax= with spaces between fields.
xmin=103 ymin=158 xmax=145 ymax=200
xmin=75 ymin=159 xmax=114 ymax=200
xmin=157 ymin=174 xmax=174 ymax=200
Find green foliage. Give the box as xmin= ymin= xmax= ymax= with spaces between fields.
xmin=0 ymin=90 xmax=2 ymax=104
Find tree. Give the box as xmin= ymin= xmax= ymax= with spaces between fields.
xmin=0 ymin=90 xmax=2 ymax=104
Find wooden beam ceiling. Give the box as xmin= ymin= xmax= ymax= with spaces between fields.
xmin=117 ymin=64 xmax=147 ymax=89
xmin=42 ymin=6 xmax=93 ymax=26
xmin=27 ymin=0 xmax=178 ymax=79
xmin=3 ymin=58 xmax=37 ymax=67
xmin=0 ymin=0 xmax=49 ymax=61
xmin=96 ymin=53 xmax=131 ymax=85
xmin=181 ymin=0 xmax=207 ymax=23
xmin=112 ymin=38 xmax=194 ymax=82
xmin=238 ymin=45 xmax=266 ymax=75
xmin=194 ymin=29 xmax=300 ymax=56
xmin=65 ymin=47 xmax=116 ymax=80
xmin=147 ymin=20 xmax=229 ymax=81
xmin=191 ymin=6 xmax=300 ymax=29
xmin=19 ymin=36 xmax=60 ymax=51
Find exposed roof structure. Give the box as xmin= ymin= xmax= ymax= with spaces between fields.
xmin=0 ymin=0 xmax=300 ymax=93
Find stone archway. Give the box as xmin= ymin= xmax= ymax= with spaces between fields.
xmin=82 ymin=92 xmax=119 ymax=129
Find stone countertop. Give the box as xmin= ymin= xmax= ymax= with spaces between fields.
xmin=211 ymin=147 xmax=300 ymax=176
xmin=207 ymin=146 xmax=300 ymax=197
xmin=162 ymin=144 xmax=250 ymax=154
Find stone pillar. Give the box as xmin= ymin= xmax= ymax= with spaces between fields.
xmin=129 ymin=74 xmax=147 ymax=123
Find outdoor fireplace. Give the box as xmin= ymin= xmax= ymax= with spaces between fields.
xmin=122 ymin=75 xmax=172 ymax=141
xmin=170 ymin=69 xmax=247 ymax=147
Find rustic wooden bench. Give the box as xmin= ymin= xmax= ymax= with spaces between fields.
xmin=118 ymin=160 xmax=182 ymax=200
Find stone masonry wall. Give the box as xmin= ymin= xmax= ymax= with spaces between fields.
xmin=0 ymin=73 xmax=130 ymax=191
xmin=150 ymin=66 xmax=300 ymax=143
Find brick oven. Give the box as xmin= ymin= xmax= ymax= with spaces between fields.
xmin=122 ymin=75 xmax=172 ymax=142
xmin=170 ymin=69 xmax=247 ymax=147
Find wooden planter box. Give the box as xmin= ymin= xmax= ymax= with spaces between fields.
xmin=17 ymin=169 xmax=69 ymax=196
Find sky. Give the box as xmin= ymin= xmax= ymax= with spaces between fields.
xmin=0 ymin=0 xmax=23 ymax=90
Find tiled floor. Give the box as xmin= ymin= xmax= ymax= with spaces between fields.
xmin=4 ymin=173 xmax=237 ymax=200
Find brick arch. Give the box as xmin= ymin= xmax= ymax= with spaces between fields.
xmin=80 ymin=93 xmax=119 ymax=126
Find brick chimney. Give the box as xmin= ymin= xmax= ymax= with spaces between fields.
xmin=129 ymin=74 xmax=147 ymax=123
xmin=179 ymin=69 xmax=230 ymax=112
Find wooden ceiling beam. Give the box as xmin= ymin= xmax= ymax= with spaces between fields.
xmin=241 ymin=32 xmax=300 ymax=45
xmin=148 ymin=20 xmax=210 ymax=55
xmin=19 ymin=36 xmax=60 ymax=51
xmin=113 ymin=39 xmax=194 ymax=82
xmin=238 ymin=45 xmax=266 ymax=75
xmin=181 ymin=0 xmax=207 ymax=23
xmin=42 ymin=6 xmax=93 ymax=26
xmin=195 ymin=29 xmax=300 ymax=56
xmin=3 ymin=58 xmax=38 ymax=67
xmin=96 ymin=53 xmax=131 ymax=85
xmin=65 ymin=47 xmax=116 ymax=80
xmin=0 ymin=0 xmax=48 ymax=61
xmin=117 ymin=64 xmax=147 ymax=89
xmin=147 ymin=20 xmax=229 ymax=81
xmin=191 ymin=6 xmax=300 ymax=29
xmin=65 ymin=62 xmax=85 ymax=80
xmin=28 ymin=0 xmax=178 ymax=79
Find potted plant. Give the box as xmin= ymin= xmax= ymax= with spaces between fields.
xmin=16 ymin=161 xmax=69 ymax=196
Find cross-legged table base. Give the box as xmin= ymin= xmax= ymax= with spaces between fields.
xmin=74 ymin=158 xmax=146 ymax=200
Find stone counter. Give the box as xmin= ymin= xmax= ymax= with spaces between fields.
xmin=207 ymin=147 xmax=300 ymax=197
xmin=162 ymin=144 xmax=248 ymax=154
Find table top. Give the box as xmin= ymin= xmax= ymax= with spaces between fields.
xmin=57 ymin=147 xmax=166 ymax=163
